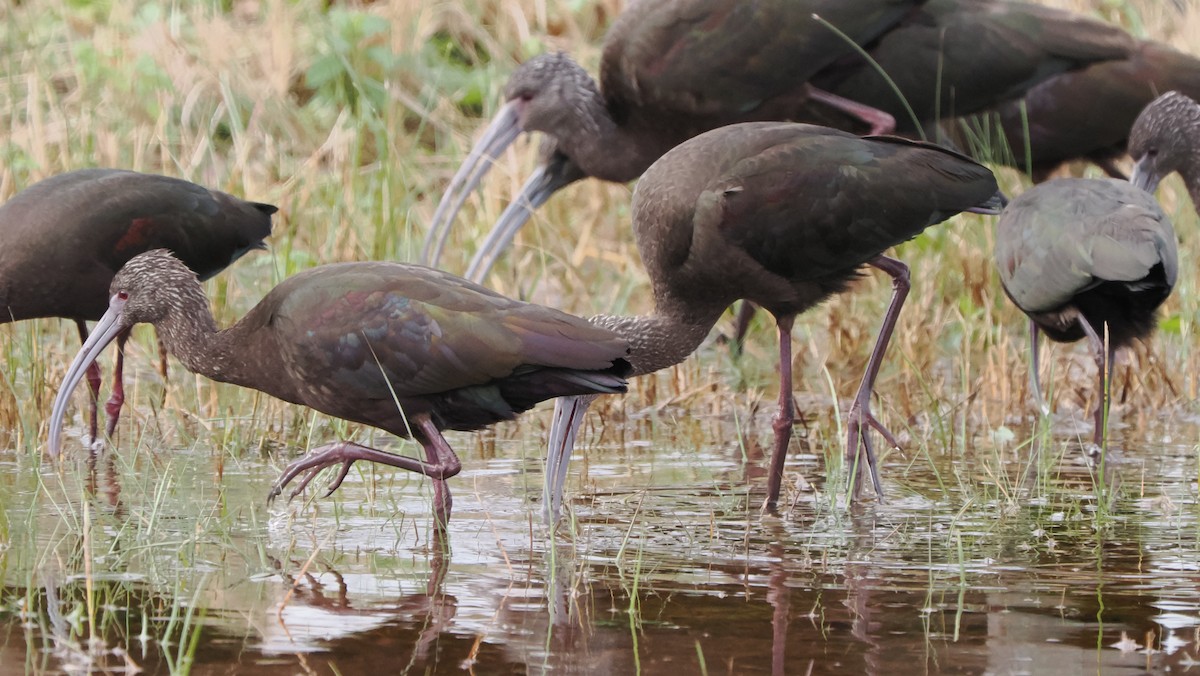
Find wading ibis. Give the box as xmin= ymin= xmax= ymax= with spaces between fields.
xmin=995 ymin=178 xmax=1176 ymax=450
xmin=422 ymin=0 xmax=929 ymax=278
xmin=1129 ymin=90 xmax=1200 ymax=205
xmin=972 ymin=41 xmax=1200 ymax=182
xmin=0 ymin=169 xmax=274 ymax=444
xmin=540 ymin=122 xmax=1004 ymax=520
xmin=425 ymin=0 xmax=1134 ymax=285
xmin=48 ymin=250 xmax=630 ymax=528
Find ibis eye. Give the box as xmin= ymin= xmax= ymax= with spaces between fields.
xmin=117 ymin=291 xmax=129 ymax=301
xmin=1147 ymin=148 xmax=1159 ymax=157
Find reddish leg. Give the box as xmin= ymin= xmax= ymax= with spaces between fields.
xmin=75 ymin=321 xmax=102 ymax=445
xmin=763 ymin=314 xmax=796 ymax=513
xmin=103 ymin=330 xmax=131 ymax=440
xmin=269 ymin=412 xmax=463 ymax=528
xmin=845 ymin=256 xmax=910 ymax=500
xmin=806 ymin=85 xmax=896 ymax=135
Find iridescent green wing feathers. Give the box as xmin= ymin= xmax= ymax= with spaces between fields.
xmin=268 ymin=263 xmax=628 ymax=401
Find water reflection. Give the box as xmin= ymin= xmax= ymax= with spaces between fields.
xmin=2 ymin=415 xmax=1200 ymax=673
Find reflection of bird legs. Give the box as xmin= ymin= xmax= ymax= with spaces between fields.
xmin=414 ymin=528 xmax=455 ymax=662
xmin=85 ymin=451 xmax=125 ymax=517
xmin=767 ymin=536 xmax=790 ymax=676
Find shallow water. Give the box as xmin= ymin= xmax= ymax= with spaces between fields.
xmin=3 ymin=407 xmax=1200 ymax=675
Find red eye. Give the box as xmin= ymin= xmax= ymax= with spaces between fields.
xmin=117 ymin=291 xmax=129 ymax=300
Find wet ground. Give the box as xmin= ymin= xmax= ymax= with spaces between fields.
xmin=2 ymin=405 xmax=1200 ymax=675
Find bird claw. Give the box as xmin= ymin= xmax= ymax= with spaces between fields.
xmin=845 ymin=401 xmax=893 ymax=499
xmin=268 ymin=452 xmax=357 ymax=504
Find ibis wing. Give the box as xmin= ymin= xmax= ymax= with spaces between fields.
xmin=269 ymin=263 xmax=626 ymax=402
xmin=996 ymin=179 xmax=1177 ymax=314
xmin=601 ymin=0 xmax=921 ymax=121
xmin=697 ymin=131 xmax=998 ymax=281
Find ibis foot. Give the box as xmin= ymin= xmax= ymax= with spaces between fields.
xmin=845 ymin=397 xmax=894 ymax=501
xmin=268 ymin=416 xmax=463 ymax=527
xmin=268 ymin=439 xmax=462 ymax=503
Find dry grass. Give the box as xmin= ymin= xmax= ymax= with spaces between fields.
xmin=0 ymin=0 xmax=1197 ymax=500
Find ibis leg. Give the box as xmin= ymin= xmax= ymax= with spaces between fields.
xmin=268 ymin=413 xmax=463 ymax=526
xmin=805 ymin=85 xmax=896 ymax=135
xmin=1075 ymin=315 xmax=1111 ymax=450
xmin=763 ymin=315 xmax=796 ymax=513
xmin=75 ymin=321 xmax=102 ymax=445
xmin=845 ymin=256 xmax=910 ymax=500
xmin=414 ymin=415 xmax=461 ymax=527
xmin=731 ymin=301 xmax=758 ymax=357
xmin=1029 ymin=320 xmax=1050 ymax=416
xmin=103 ymin=330 xmax=130 ymax=440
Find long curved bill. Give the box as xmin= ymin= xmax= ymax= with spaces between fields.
xmin=421 ymin=101 xmax=525 ymax=268
xmin=1130 ymin=157 xmax=1160 ymax=194
xmin=463 ymin=156 xmax=582 ymax=283
xmin=48 ymin=296 xmax=128 ymax=457
xmin=543 ymin=394 xmax=598 ymax=526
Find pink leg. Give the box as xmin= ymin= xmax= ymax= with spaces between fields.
xmin=268 ymin=413 xmax=463 ymax=528
xmin=806 ymin=84 xmax=896 ymax=135
xmin=845 ymin=256 xmax=910 ymax=500
xmin=763 ymin=315 xmax=796 ymax=512
xmin=76 ymin=321 xmax=102 ymax=444
xmin=103 ymin=330 xmax=130 ymax=440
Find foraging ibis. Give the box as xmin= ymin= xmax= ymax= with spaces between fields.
xmin=995 ymin=178 xmax=1176 ymax=449
xmin=425 ymin=0 xmax=1135 ymax=284
xmin=977 ymin=41 xmax=1200 ymax=182
xmin=48 ymin=250 xmax=631 ymax=527
xmin=0 ymin=169 xmax=274 ymax=443
xmin=1130 ymin=90 xmax=1200 ymax=206
xmin=541 ymin=122 xmax=1004 ymax=519
xmin=421 ymin=0 xmax=929 ymax=278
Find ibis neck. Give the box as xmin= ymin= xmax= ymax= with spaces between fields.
xmin=591 ymin=298 xmax=726 ymax=377
xmin=155 ymin=293 xmax=299 ymax=404
xmin=1181 ymin=158 xmax=1200 ymax=209
xmin=555 ymin=92 xmax=660 ymax=184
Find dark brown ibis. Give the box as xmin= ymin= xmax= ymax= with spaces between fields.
xmin=995 ymin=178 xmax=1176 ymax=450
xmin=421 ymin=0 xmax=931 ymax=279
xmin=968 ymin=41 xmax=1200 ymax=181
xmin=1129 ymin=90 xmax=1200 ymax=205
xmin=813 ymin=0 xmax=1134 ymax=136
xmin=48 ymin=250 xmax=631 ymax=528
xmin=538 ymin=122 xmax=1004 ymax=520
xmin=0 ymin=169 xmax=274 ymax=444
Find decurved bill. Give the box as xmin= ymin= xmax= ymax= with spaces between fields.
xmin=466 ymin=165 xmax=559 ymax=283
xmin=543 ymin=394 xmax=598 ymax=525
xmin=464 ymin=153 xmax=584 ymax=283
xmin=1130 ymin=157 xmax=1160 ymax=194
xmin=421 ymin=101 xmax=524 ymax=267
xmin=48 ymin=297 xmax=128 ymax=457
